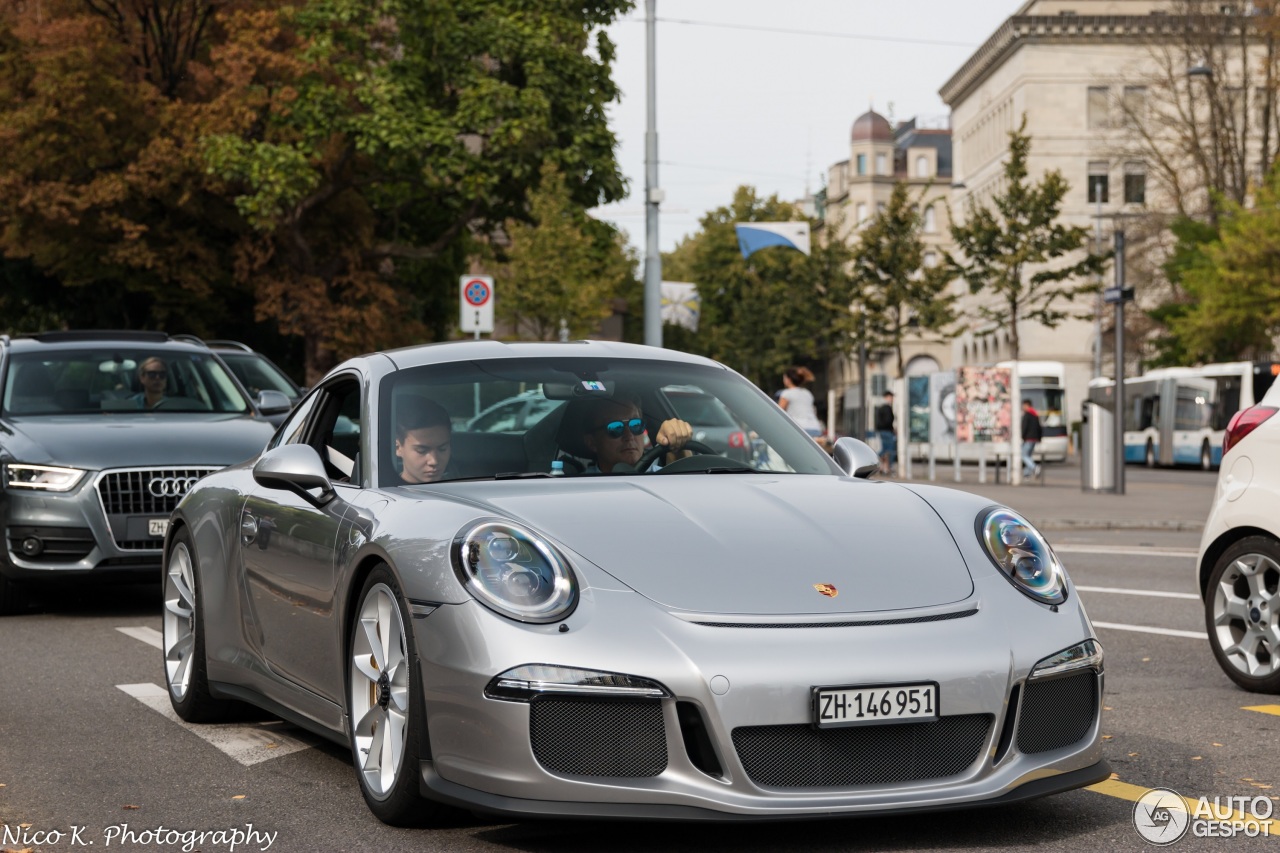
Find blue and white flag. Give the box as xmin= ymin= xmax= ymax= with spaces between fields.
xmin=734 ymin=222 xmax=811 ymax=259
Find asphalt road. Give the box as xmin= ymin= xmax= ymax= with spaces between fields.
xmin=1 ymin=470 xmax=1277 ymax=852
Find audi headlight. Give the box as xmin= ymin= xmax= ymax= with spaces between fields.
xmin=5 ymin=463 xmax=88 ymax=492
xmin=978 ymin=507 xmax=1067 ymax=605
xmin=451 ymin=521 xmax=577 ymax=623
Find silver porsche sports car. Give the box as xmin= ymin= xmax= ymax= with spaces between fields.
xmin=162 ymin=340 xmax=1109 ymax=825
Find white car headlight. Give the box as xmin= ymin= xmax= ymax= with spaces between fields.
xmin=451 ymin=520 xmax=578 ymax=623
xmin=978 ymin=507 xmax=1068 ymax=605
xmin=5 ymin=463 xmax=88 ymax=492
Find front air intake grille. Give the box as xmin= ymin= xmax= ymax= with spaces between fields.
xmin=530 ymin=697 xmax=667 ymax=778
xmin=97 ymin=469 xmax=215 ymax=516
xmin=7 ymin=526 xmax=95 ymax=562
xmin=732 ymin=714 xmax=991 ymax=788
xmin=1016 ymin=671 xmax=1098 ymax=754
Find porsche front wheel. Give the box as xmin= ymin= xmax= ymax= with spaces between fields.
xmin=348 ymin=566 xmax=447 ymax=825
xmin=1206 ymin=536 xmax=1280 ymax=693
xmin=163 ymin=527 xmax=234 ymax=721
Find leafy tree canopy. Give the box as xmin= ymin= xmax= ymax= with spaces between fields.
xmin=948 ymin=117 xmax=1107 ymax=360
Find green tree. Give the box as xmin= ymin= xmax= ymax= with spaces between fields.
xmin=1143 ymin=216 xmax=1219 ymax=367
xmin=948 ymin=117 xmax=1106 ymax=359
xmin=499 ymin=164 xmax=636 ymax=341
xmin=852 ymin=182 xmax=956 ymax=377
xmin=661 ymin=186 xmax=854 ymax=388
xmin=1162 ymin=168 xmax=1280 ymax=361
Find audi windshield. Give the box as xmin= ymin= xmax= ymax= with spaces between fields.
xmin=3 ymin=349 xmax=251 ymax=415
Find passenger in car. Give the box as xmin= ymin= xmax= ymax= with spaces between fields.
xmin=131 ymin=357 xmax=169 ymax=410
xmin=395 ymin=396 xmax=453 ymax=484
xmin=579 ymin=394 xmax=693 ymax=473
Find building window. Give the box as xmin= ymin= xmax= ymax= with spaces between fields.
xmin=1124 ymin=163 xmax=1146 ymax=204
xmin=915 ymin=155 xmax=929 ymax=177
xmin=1088 ymin=86 xmax=1110 ymax=129
xmin=923 ymin=251 xmax=938 ymax=268
xmin=856 ymin=202 xmax=868 ymax=224
xmin=856 ymin=153 xmax=866 ymax=176
xmin=875 ymin=152 xmax=887 ymax=175
xmin=876 ymin=202 xmax=886 ymax=216
xmin=1088 ymin=162 xmax=1110 ymax=203
xmin=1122 ymin=86 xmax=1147 ymax=124
xmin=922 ymin=205 xmax=937 ymax=233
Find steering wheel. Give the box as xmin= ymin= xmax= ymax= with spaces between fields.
xmin=620 ymin=439 xmax=719 ymax=473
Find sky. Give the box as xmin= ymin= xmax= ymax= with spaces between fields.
xmin=592 ymin=0 xmax=1019 ymax=254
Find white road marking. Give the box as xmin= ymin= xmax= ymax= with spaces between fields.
xmin=116 ymin=626 xmax=163 ymax=649
xmin=1053 ymin=544 xmax=1197 ymax=558
xmin=117 ymin=683 xmax=317 ymax=765
xmin=1076 ymin=585 xmax=1200 ymax=601
xmin=1092 ymin=621 xmax=1208 ymax=640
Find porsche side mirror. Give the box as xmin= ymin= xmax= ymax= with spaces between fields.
xmin=253 ymin=444 xmax=335 ymax=507
xmin=833 ymin=437 xmax=880 ymax=479
xmin=256 ymin=389 xmax=293 ymax=415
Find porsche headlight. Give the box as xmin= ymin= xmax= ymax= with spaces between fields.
xmin=978 ymin=507 xmax=1067 ymax=605
xmin=452 ymin=521 xmax=577 ymax=623
xmin=5 ymin=463 xmax=88 ymax=492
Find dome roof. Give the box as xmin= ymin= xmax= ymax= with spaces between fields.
xmin=851 ymin=109 xmax=893 ymax=143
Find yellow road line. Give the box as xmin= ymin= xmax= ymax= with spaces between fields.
xmin=1243 ymin=704 xmax=1280 ymax=717
xmin=1088 ymin=777 xmax=1280 ymax=834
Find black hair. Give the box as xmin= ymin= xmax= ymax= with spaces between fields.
xmin=395 ymin=396 xmax=451 ymax=442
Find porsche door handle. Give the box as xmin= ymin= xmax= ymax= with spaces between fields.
xmin=240 ymin=513 xmax=259 ymax=546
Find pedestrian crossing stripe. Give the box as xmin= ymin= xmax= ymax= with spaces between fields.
xmin=117 ymin=683 xmax=317 ymax=765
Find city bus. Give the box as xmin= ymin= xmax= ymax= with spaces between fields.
xmin=1088 ymin=361 xmax=1280 ymax=468
xmin=997 ymin=360 xmax=1069 ymax=463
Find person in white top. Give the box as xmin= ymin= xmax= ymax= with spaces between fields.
xmin=778 ymin=366 xmax=825 ymax=438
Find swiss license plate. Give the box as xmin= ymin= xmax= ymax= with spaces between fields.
xmin=814 ymin=682 xmax=939 ymax=728
xmin=148 ymin=518 xmax=169 ymax=537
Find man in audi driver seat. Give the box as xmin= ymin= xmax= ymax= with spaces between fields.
xmin=0 ymin=331 xmax=277 ymax=614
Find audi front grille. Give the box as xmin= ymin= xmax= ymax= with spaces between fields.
xmin=95 ymin=468 xmax=218 ymax=550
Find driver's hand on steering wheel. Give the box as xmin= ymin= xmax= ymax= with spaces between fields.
xmin=655 ymin=418 xmax=694 ymax=465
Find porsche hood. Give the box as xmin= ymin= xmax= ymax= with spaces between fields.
xmin=446 ymin=476 xmax=976 ymax=616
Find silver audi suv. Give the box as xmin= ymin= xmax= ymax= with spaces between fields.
xmin=0 ymin=331 xmax=278 ymax=613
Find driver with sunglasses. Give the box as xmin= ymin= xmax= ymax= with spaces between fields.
xmin=131 ymin=356 xmax=169 ymax=410
xmin=580 ymin=394 xmax=693 ymax=473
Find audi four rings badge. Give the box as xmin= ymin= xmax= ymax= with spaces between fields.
xmin=149 ymin=476 xmax=199 ymax=497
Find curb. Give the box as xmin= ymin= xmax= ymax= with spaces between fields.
xmin=1033 ymin=519 xmax=1204 ymax=533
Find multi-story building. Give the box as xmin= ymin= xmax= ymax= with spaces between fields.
xmin=826 ymin=0 xmax=1270 ymax=435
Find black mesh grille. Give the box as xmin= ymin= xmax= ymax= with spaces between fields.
xmin=1016 ymin=671 xmax=1098 ymax=754
xmin=732 ymin=714 xmax=991 ymax=788
xmin=530 ymin=697 xmax=667 ymax=778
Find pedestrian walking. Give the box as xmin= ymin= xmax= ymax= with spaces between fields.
xmin=874 ymin=391 xmax=896 ymax=475
xmin=1021 ymin=398 xmax=1043 ymax=480
xmin=778 ymin=366 xmax=825 ymax=439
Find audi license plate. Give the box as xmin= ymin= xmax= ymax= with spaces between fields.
xmin=814 ymin=682 xmax=939 ymax=728
xmin=148 ymin=518 xmax=169 ymax=537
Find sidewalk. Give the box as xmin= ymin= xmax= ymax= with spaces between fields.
xmin=886 ymin=457 xmax=1215 ymax=533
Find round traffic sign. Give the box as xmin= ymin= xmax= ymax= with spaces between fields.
xmin=463 ymin=278 xmax=492 ymax=307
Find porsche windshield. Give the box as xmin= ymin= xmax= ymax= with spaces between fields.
xmin=3 ymin=349 xmax=252 ymax=416
xmin=379 ymin=357 xmax=838 ymax=485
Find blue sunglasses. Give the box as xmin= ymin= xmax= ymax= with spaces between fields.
xmin=595 ymin=418 xmax=645 ymax=439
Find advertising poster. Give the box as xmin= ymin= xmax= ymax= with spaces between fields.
xmin=956 ymin=367 xmax=1012 ymax=443
xmin=908 ymin=376 xmax=931 ymax=443
xmin=929 ymin=370 xmax=957 ymax=447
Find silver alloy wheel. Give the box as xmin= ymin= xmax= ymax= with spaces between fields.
xmin=163 ymin=541 xmax=196 ymax=700
xmin=1211 ymin=552 xmax=1280 ymax=678
xmin=350 ymin=582 xmax=410 ymax=799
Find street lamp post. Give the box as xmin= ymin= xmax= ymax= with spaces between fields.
xmin=643 ymin=0 xmax=663 ymax=348
xmin=1188 ymin=64 xmax=1221 ymax=204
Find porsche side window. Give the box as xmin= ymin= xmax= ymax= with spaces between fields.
xmin=312 ymin=381 xmax=362 ymax=482
xmin=268 ymin=393 xmax=319 ymax=450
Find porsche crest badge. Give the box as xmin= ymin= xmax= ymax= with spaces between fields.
xmin=813 ymin=583 xmax=838 ymax=598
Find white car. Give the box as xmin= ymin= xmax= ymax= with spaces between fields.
xmin=1197 ymin=376 xmax=1280 ymax=692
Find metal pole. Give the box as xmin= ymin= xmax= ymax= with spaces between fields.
xmin=643 ymin=0 xmax=663 ymax=348
xmin=858 ymin=313 xmax=868 ymax=439
xmin=1112 ymin=230 xmax=1126 ymax=496
xmin=1093 ymin=181 xmax=1103 ymax=379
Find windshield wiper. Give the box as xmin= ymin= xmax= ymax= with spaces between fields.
xmin=492 ymin=471 xmax=554 ymax=480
